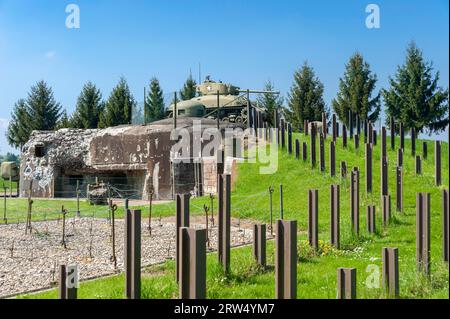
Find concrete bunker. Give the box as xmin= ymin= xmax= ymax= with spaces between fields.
xmin=19 ymin=118 xmax=245 ymax=201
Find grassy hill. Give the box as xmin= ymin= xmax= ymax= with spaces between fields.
xmin=18 ymin=132 xmax=449 ymax=299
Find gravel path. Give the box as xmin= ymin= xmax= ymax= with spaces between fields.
xmin=0 ymin=216 xmax=254 ymax=298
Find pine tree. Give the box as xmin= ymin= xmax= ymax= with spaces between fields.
xmin=56 ymin=110 xmax=71 ymax=129
xmin=71 ymin=82 xmax=104 ymax=129
xmin=145 ymin=77 xmax=165 ymax=123
xmin=382 ymin=42 xmax=449 ymax=133
xmin=7 ymin=81 xmax=62 ymax=149
xmin=6 ymin=99 xmax=31 ymax=149
xmin=256 ymin=80 xmax=284 ymax=127
xmin=287 ymin=62 xmax=327 ymax=131
xmin=26 ymin=80 xmax=62 ymax=131
xmin=100 ymin=77 xmax=136 ymax=128
xmin=179 ymin=74 xmax=197 ymax=101
xmin=332 ymin=53 xmax=380 ymax=126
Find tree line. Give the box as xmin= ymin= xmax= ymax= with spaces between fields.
xmin=7 ymin=42 xmax=449 ymax=151
xmin=261 ymin=42 xmax=448 ymax=134
xmin=6 ymin=74 xmax=198 ymax=149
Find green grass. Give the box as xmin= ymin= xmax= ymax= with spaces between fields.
xmin=18 ymin=133 xmax=450 ymax=299
xmin=1 ymin=179 xmax=18 ymax=194
xmin=1 ymin=195 xmax=212 ymax=224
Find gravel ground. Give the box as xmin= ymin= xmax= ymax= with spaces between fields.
xmin=0 ymin=216 xmax=254 ymax=298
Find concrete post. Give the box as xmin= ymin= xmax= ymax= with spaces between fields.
xmin=435 ymin=141 xmax=442 ymax=186
xmin=319 ymin=133 xmax=325 ymax=172
xmin=332 ymin=114 xmax=337 ymax=142
xmin=365 ymin=143 xmax=373 ymax=194
xmin=415 ymin=155 xmax=422 ymax=176
xmin=422 ymin=142 xmax=428 ymax=160
xmin=311 ymin=123 xmax=317 ymax=168
xmin=382 ymin=247 xmax=399 ymax=298
xmin=368 ymin=122 xmax=373 ymax=145
xmin=381 ymin=156 xmax=388 ymax=196
xmin=416 ymin=193 xmax=430 ymax=275
xmin=275 ymin=220 xmax=297 ymax=299
xmin=330 ymin=185 xmax=340 ymax=249
xmin=308 ymin=189 xmax=319 ymax=249
xmin=330 ymin=141 xmax=336 ymax=177
xmin=59 ymin=265 xmax=78 ymax=299
xmin=219 ymin=174 xmax=231 ymax=273
xmin=288 ymin=123 xmax=293 ymax=155
xmin=354 ymin=134 xmax=359 ymax=150
xmin=179 ymin=227 xmax=206 ymax=299
xmin=125 ymin=209 xmax=141 ymax=299
xmin=411 ymin=127 xmax=416 ymax=156
xmin=253 ymin=224 xmax=267 ymax=267
xmin=349 ymin=110 xmax=353 ymax=140
xmin=366 ymin=205 xmax=376 ymax=234
xmin=350 ymin=168 xmax=360 ymax=235
xmin=322 ymin=112 xmax=327 ymax=139
xmin=381 ymin=127 xmax=387 ymax=159
xmin=302 ymin=142 xmax=307 ymax=161
xmin=356 ymin=114 xmax=361 ymax=135
xmin=397 ymin=148 xmax=403 ymax=167
xmin=337 ymin=268 xmax=356 ymax=299
xmin=342 ymin=125 xmax=347 ymax=148
xmin=176 ymin=194 xmax=190 ymax=282
xmin=390 ymin=117 xmax=395 ymax=150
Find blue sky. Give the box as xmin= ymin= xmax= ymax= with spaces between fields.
xmin=0 ymin=0 xmax=448 ymax=153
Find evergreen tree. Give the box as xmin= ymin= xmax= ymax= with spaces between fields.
xmin=7 ymin=81 xmax=62 ymax=149
xmin=179 ymin=73 xmax=197 ymax=100
xmin=382 ymin=42 xmax=449 ymax=133
xmin=256 ymin=80 xmax=284 ymax=127
xmin=56 ymin=110 xmax=71 ymax=129
xmin=6 ymin=99 xmax=31 ymax=149
xmin=71 ymin=82 xmax=104 ymax=129
xmin=332 ymin=53 xmax=380 ymax=125
xmin=145 ymin=77 xmax=165 ymax=123
xmin=100 ymin=77 xmax=136 ymax=128
xmin=26 ymin=80 xmax=62 ymax=131
xmin=287 ymin=62 xmax=327 ymax=131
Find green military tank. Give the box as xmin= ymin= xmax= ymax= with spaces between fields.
xmin=167 ymin=76 xmax=279 ymax=124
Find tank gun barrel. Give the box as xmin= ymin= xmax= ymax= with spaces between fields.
xmin=238 ymin=90 xmax=280 ymax=95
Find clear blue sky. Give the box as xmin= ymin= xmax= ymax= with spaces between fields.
xmin=0 ymin=0 xmax=448 ymax=153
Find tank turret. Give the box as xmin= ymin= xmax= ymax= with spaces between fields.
xmin=167 ymin=76 xmax=279 ymax=124
xmin=196 ymin=76 xmax=240 ymax=96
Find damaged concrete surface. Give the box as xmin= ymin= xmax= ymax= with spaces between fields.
xmin=19 ymin=118 xmax=245 ymax=200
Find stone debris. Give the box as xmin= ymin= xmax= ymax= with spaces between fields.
xmin=0 ymin=217 xmax=253 ymax=298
